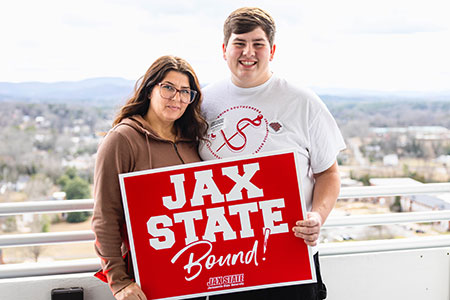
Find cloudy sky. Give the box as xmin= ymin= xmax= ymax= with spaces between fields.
xmin=1 ymin=0 xmax=449 ymax=92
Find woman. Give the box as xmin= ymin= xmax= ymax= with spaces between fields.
xmin=92 ymin=55 xmax=208 ymax=300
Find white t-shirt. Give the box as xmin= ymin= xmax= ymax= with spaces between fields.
xmin=199 ymin=74 xmax=346 ymax=213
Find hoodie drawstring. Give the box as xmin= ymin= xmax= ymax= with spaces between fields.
xmin=145 ymin=134 xmax=153 ymax=170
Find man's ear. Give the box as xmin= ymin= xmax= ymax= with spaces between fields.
xmin=269 ymin=44 xmax=276 ymax=61
xmin=222 ymin=43 xmax=227 ymax=60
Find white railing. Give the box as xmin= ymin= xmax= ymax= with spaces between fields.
xmin=320 ymin=235 xmax=450 ymax=256
xmin=0 ymin=258 xmax=100 ymax=279
xmin=338 ymin=182 xmax=450 ymax=198
xmin=0 ymin=183 xmax=449 ymax=279
xmin=1 ymin=183 xmax=449 ymax=216
xmin=0 ymin=230 xmax=95 ymax=248
xmin=0 ymin=199 xmax=93 ymax=215
xmin=1 ymin=210 xmax=449 ymax=249
xmin=325 ymin=210 xmax=450 ymax=227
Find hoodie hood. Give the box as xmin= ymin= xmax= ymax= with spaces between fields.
xmin=120 ymin=115 xmax=162 ymax=141
xmin=112 ymin=114 xmax=195 ymax=169
xmin=119 ymin=114 xmax=191 ymax=143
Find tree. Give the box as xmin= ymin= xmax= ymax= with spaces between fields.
xmin=3 ymin=216 xmax=17 ymax=233
xmin=359 ymin=174 xmax=371 ymax=186
xmin=390 ymin=196 xmax=402 ymax=212
xmin=24 ymin=174 xmax=53 ymax=201
xmin=58 ymin=169 xmax=92 ymax=223
xmin=65 ymin=167 xmax=77 ymax=180
xmin=27 ymin=215 xmax=50 ymax=262
xmin=65 ymin=177 xmax=90 ymax=200
xmin=65 ymin=176 xmax=91 ymax=223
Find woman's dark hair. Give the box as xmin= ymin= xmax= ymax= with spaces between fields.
xmin=113 ymin=55 xmax=208 ymax=141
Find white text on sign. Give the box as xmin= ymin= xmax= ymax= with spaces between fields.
xmin=146 ymin=162 xmax=289 ymax=250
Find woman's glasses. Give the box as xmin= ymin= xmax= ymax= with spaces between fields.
xmin=158 ymin=83 xmax=197 ymax=104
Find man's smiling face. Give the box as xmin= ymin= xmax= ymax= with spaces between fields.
xmin=223 ymin=27 xmax=276 ymax=88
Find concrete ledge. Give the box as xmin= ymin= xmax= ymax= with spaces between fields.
xmin=321 ymin=247 xmax=450 ymax=300
xmin=0 ymin=272 xmax=115 ymax=300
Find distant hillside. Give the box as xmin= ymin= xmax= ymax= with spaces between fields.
xmin=0 ymin=77 xmax=449 ymax=106
xmin=0 ymin=77 xmax=135 ymax=105
xmin=312 ymin=86 xmax=450 ymax=102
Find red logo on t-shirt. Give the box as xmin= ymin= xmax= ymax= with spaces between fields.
xmin=206 ymin=106 xmax=268 ymax=159
xmin=269 ymin=121 xmax=283 ymax=133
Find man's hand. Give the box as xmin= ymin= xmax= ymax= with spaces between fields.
xmin=115 ymin=282 xmax=147 ymax=300
xmin=293 ymin=161 xmax=340 ymax=247
xmin=292 ymin=211 xmax=323 ymax=246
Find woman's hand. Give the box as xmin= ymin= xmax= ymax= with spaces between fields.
xmin=115 ymin=282 xmax=147 ymax=300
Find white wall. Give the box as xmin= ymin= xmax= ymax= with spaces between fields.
xmin=321 ymin=247 xmax=450 ymax=300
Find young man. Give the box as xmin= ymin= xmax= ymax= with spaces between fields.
xmin=199 ymin=7 xmax=346 ymax=300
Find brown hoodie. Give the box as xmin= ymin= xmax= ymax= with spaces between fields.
xmin=91 ymin=115 xmax=201 ymax=295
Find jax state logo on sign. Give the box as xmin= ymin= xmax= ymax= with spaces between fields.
xmin=119 ymin=150 xmax=316 ymax=300
xmin=205 ymin=105 xmax=269 ymax=159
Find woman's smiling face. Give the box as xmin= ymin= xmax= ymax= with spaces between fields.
xmin=147 ymin=70 xmax=191 ymax=126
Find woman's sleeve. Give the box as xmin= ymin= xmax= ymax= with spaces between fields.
xmin=91 ymin=130 xmax=134 ymax=295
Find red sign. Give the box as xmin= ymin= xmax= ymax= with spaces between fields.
xmin=119 ymin=150 xmax=316 ymax=300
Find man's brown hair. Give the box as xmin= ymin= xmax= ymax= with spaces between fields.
xmin=223 ymin=7 xmax=276 ymax=47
